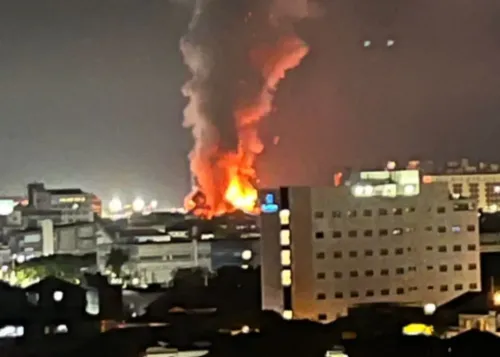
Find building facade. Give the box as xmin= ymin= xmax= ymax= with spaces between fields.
xmin=259 ymin=170 xmax=481 ymax=322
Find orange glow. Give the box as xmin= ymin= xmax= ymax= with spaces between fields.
xmin=185 ymin=36 xmax=309 ymax=219
xmin=422 ymin=175 xmax=433 ymax=184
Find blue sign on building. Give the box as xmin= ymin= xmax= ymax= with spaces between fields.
xmin=261 ymin=193 xmax=279 ymax=213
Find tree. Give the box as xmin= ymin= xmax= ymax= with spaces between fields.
xmin=106 ymin=248 xmax=129 ymax=276
xmin=13 ymin=253 xmax=96 ymax=286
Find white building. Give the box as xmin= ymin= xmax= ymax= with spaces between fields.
xmin=259 ymin=169 xmax=481 ymax=322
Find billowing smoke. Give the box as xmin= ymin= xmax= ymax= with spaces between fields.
xmin=181 ymin=0 xmax=312 ymax=218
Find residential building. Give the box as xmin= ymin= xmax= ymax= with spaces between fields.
xmin=108 ymin=237 xmax=260 ymax=285
xmin=259 ymin=169 xmax=481 ymax=322
xmin=8 ymin=220 xmax=97 ymax=262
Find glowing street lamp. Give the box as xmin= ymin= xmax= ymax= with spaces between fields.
xmin=109 ymin=197 xmax=122 ymax=213
xmin=132 ymin=197 xmax=146 ymax=212
xmin=493 ymin=292 xmax=500 ymax=306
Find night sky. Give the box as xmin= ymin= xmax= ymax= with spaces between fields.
xmin=1 ymin=0 xmax=500 ymax=206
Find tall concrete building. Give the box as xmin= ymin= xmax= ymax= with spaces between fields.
xmin=259 ymin=169 xmax=481 ymax=322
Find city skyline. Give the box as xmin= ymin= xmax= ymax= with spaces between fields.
xmin=2 ymin=1 xmax=500 ymax=205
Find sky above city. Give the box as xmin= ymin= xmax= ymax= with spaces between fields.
xmin=1 ymin=0 xmax=500 ymax=206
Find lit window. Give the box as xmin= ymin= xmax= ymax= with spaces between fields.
xmin=279 ymin=210 xmax=290 ymax=225
xmin=53 ymin=291 xmax=64 ymax=302
xmin=280 ymin=230 xmax=290 ymax=246
xmin=392 ymin=228 xmax=403 ymax=235
xmin=282 ymin=310 xmax=293 ymax=320
xmin=281 ymin=250 xmax=291 ymax=266
xmin=281 ymin=270 xmax=292 ymax=287
xmin=451 ymin=226 xmax=461 ymax=233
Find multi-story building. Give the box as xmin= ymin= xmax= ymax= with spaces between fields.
xmin=8 ymin=220 xmax=97 ymax=262
xmin=27 ymin=183 xmax=97 ymax=222
xmin=104 ymin=236 xmax=260 ymax=285
xmin=259 ymin=169 xmax=481 ymax=322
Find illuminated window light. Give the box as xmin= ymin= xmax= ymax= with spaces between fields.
xmin=282 ymin=310 xmax=293 ymax=320
xmin=403 ymin=185 xmax=416 ymax=196
xmin=241 ymin=250 xmax=252 ymax=260
xmin=281 ymin=250 xmax=291 ymax=266
xmin=281 ymin=269 xmax=292 ymax=287
xmin=279 ymin=209 xmax=290 ymax=225
xmin=280 ymin=230 xmax=290 ymax=246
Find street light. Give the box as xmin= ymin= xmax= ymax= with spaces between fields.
xmin=493 ymin=291 xmax=500 ymax=306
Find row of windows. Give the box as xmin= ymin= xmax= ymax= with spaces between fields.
xmin=316 ymin=263 xmax=478 ymax=279
xmin=315 ymin=225 xmax=476 ymax=239
xmin=315 ymin=244 xmax=477 ymax=259
xmin=316 ymin=283 xmax=479 ymax=300
xmin=315 ymin=206 xmax=451 ymax=219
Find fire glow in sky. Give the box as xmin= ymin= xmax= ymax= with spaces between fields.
xmin=181 ymin=0 xmax=312 ymax=218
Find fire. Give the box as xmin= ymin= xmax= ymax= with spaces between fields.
xmin=181 ymin=2 xmax=310 ymax=219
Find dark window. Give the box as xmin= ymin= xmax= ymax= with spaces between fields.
xmin=470 ymin=283 xmax=478 ymax=290
xmin=454 ymin=284 xmax=463 ymax=291
xmin=366 ymin=290 xmax=374 ymax=297
xmin=396 ymin=288 xmax=404 ymax=295
xmin=363 ymin=209 xmax=372 ymax=217
xmin=380 ymin=249 xmax=389 ymax=256
xmin=349 ymin=251 xmax=357 ymax=258
xmin=425 ymin=226 xmax=432 ymax=231
xmin=347 ymin=210 xmax=356 ymax=217
xmin=333 ymin=251 xmax=342 ymax=258
xmin=334 ymin=271 xmax=342 ymax=279
xmin=439 ymin=265 xmax=447 ymax=272
xmin=454 ymin=264 xmax=462 ymax=271
xmin=364 ymin=249 xmax=373 ymax=257
xmin=348 ymin=230 xmax=357 ymax=238
xmin=438 ymin=246 xmax=447 ymax=252
xmin=314 ymin=211 xmax=324 ymax=219
xmin=468 ymin=244 xmax=477 ymax=251
xmin=438 ymin=226 xmax=446 ymax=233
xmin=426 ymin=246 xmax=433 ymax=251
xmin=393 ymin=208 xmax=403 ymax=215
xmin=381 ymin=289 xmax=390 ymax=295
xmin=427 ymin=266 xmax=433 ymax=271
xmin=315 ymin=231 xmax=324 ymax=239
xmin=428 ymin=286 xmax=434 ymax=290
xmin=350 ymin=271 xmax=358 ymax=278
xmin=467 ymin=225 xmax=476 ymax=232
xmin=317 ymin=293 xmax=326 ymax=300
xmin=318 ymin=314 xmax=327 ymax=321
xmin=453 ymin=245 xmax=461 ymax=252
xmin=379 ymin=229 xmax=389 ymax=236
xmin=468 ymin=263 xmax=477 ymax=270
xmin=395 ymin=248 xmax=404 ymax=255
xmin=317 ymin=272 xmax=326 ymax=279
xmin=440 ymin=285 xmax=448 ymax=292
xmin=379 ymin=208 xmax=388 ymax=216
xmin=396 ymin=267 xmax=404 ymax=275
xmin=334 ymin=292 xmax=343 ymax=298
xmin=364 ymin=230 xmax=373 ymax=237
xmin=316 ymin=252 xmax=325 ymax=259
xmin=381 ymin=269 xmax=389 ymax=276
xmin=405 ymin=207 xmax=416 ymax=213
xmin=437 ymin=207 xmax=446 ymax=213
xmin=365 ymin=270 xmax=374 ymax=277
xmin=350 ymin=291 xmax=359 ymax=298
xmin=332 ymin=231 xmax=342 ymax=238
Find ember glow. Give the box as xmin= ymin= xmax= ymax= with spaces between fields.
xmin=181 ymin=0 xmax=312 ymax=218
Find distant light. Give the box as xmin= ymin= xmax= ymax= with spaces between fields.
xmin=132 ymin=197 xmax=146 ymax=212
xmin=53 ymin=291 xmax=64 ymax=302
xmin=109 ymin=197 xmax=122 ymax=213
xmin=150 ymin=200 xmax=158 ymax=210
xmin=364 ymin=185 xmax=374 ymax=195
xmin=423 ymin=303 xmax=436 ymax=315
xmin=241 ymin=325 xmax=250 ymax=334
xmin=363 ymin=40 xmax=371 ymax=48
xmin=72 ymin=203 xmax=79 ymax=210
xmin=241 ymin=250 xmax=252 ymax=260
xmin=494 ymin=186 xmax=500 ymax=194
xmin=282 ymin=310 xmax=293 ymax=320
xmin=0 ymin=200 xmax=15 ymax=216
xmin=403 ymin=185 xmax=416 ymax=196
xmin=386 ymin=161 xmax=396 ymax=170
xmin=353 ymin=185 xmax=364 ymax=196
xmin=16 ymin=255 xmax=25 ymax=264
xmin=494 ymin=292 xmax=500 ymax=306
xmin=353 ymin=185 xmax=374 ymax=197
xmin=387 ymin=39 xmax=395 ymax=47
